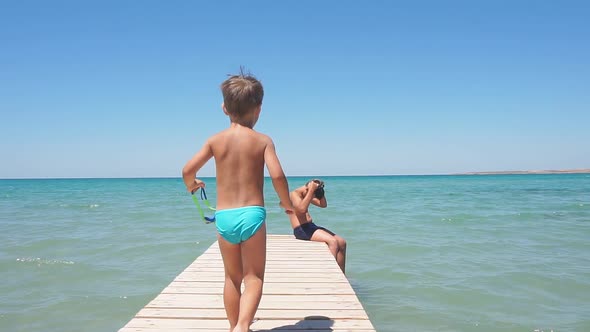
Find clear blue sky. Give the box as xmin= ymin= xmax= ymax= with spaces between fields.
xmin=1 ymin=1 xmax=589 ymax=178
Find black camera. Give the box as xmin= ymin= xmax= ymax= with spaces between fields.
xmin=312 ymin=179 xmax=325 ymax=199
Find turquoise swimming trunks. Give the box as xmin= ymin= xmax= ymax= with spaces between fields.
xmin=215 ymin=206 xmax=266 ymax=244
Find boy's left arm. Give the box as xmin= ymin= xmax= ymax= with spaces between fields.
xmin=182 ymin=140 xmax=213 ymax=192
xmin=292 ymin=185 xmax=316 ymax=214
xmin=311 ymin=196 xmax=327 ymax=208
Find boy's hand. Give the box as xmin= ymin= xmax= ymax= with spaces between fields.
xmin=187 ymin=178 xmax=205 ymax=194
xmin=307 ymin=181 xmax=319 ymax=192
xmin=280 ymin=201 xmax=294 ymax=214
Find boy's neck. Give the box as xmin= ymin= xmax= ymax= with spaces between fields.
xmin=230 ymin=121 xmax=254 ymax=129
xmin=229 ymin=112 xmax=257 ymax=128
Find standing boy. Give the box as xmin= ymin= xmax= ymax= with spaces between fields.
xmin=182 ymin=70 xmax=294 ymax=332
xmin=288 ymin=179 xmax=347 ymax=273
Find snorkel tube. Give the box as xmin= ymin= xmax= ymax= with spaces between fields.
xmin=191 ymin=187 xmax=216 ymax=223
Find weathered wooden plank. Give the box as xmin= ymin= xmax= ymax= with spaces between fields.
xmin=121 ymin=329 xmax=368 ymax=332
xmin=194 ymin=255 xmax=336 ymax=261
xmin=120 ymin=329 xmax=340 ymax=332
xmin=161 ymin=282 xmax=356 ymax=295
xmin=122 ymin=317 xmax=375 ymax=330
xmin=146 ymin=294 xmax=365 ymax=310
xmin=161 ymin=287 xmax=355 ymax=295
xmin=174 ymin=272 xmax=348 ymax=283
xmin=189 ymin=259 xmax=340 ymax=266
xmin=136 ymin=308 xmax=369 ymax=320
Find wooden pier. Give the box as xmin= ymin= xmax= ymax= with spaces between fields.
xmin=119 ymin=234 xmax=376 ymax=331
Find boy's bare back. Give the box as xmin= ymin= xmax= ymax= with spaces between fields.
xmin=208 ymin=125 xmax=272 ymax=210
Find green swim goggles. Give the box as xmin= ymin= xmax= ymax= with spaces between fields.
xmin=191 ymin=187 xmax=216 ymax=224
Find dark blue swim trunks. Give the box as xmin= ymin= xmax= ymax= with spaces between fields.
xmin=293 ymin=222 xmax=335 ymax=241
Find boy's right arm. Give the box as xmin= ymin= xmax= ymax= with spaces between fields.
xmin=294 ymin=181 xmax=318 ymax=213
xmin=182 ymin=140 xmax=213 ymax=193
xmin=264 ymin=139 xmax=294 ymax=212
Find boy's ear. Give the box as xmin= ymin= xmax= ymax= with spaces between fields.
xmin=222 ymin=103 xmax=229 ymax=115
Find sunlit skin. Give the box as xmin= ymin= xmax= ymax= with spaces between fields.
xmin=288 ymin=181 xmax=347 ymax=273
xmin=182 ymin=97 xmax=294 ymax=332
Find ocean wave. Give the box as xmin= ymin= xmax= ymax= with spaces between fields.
xmin=56 ymin=203 xmax=101 ymax=209
xmin=16 ymin=257 xmax=75 ymax=266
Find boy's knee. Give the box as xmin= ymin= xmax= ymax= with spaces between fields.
xmin=336 ymin=237 xmax=346 ymax=249
xmin=243 ymin=274 xmax=264 ymax=286
xmin=226 ymin=275 xmax=243 ymax=288
xmin=326 ymin=238 xmax=338 ymax=249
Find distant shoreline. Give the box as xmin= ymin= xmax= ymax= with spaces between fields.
xmin=456 ymin=169 xmax=590 ymax=175
xmin=2 ymin=169 xmax=590 ymax=180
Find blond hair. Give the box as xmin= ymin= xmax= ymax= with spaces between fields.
xmin=220 ymin=69 xmax=264 ymax=118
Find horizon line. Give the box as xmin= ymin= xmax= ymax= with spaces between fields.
xmin=2 ymin=169 xmax=589 ymax=180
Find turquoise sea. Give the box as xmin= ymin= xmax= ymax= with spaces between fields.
xmin=1 ymin=175 xmax=589 ymax=332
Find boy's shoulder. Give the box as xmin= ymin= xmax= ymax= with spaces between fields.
xmin=253 ymin=130 xmax=272 ymax=142
xmin=209 ymin=127 xmax=273 ymax=144
xmin=291 ymin=185 xmax=305 ymax=195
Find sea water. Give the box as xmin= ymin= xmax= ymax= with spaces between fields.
xmin=0 ymin=175 xmax=589 ymax=331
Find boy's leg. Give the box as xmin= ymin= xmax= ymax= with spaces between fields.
xmin=312 ymin=226 xmax=346 ymax=273
xmin=310 ymin=230 xmax=343 ymax=272
xmin=218 ymin=234 xmax=243 ymax=330
xmin=235 ymin=223 xmax=267 ymax=332
xmin=334 ymin=235 xmax=347 ymax=274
